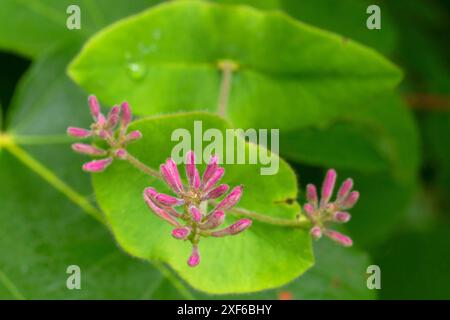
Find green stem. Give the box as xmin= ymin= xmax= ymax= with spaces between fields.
xmin=124 ymin=152 xmax=160 ymax=178
xmin=4 ymin=142 xmax=106 ymax=224
xmin=217 ymin=60 xmax=238 ymax=117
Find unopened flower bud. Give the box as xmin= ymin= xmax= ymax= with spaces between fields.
xmin=200 ymin=211 xmax=225 ymax=229
xmin=72 ymin=143 xmax=106 ymax=156
xmin=203 ymin=184 xmax=229 ymax=200
xmin=82 ymin=158 xmax=112 ymax=172
xmin=306 ymin=184 xmax=318 ymax=205
xmin=125 ymin=130 xmax=142 ymax=143
xmin=172 ymin=227 xmax=191 ymax=240
xmin=341 ymin=191 xmax=359 ymax=209
xmin=321 ymin=169 xmax=336 ymax=205
xmin=114 ymin=149 xmax=127 ymax=159
xmin=211 ymin=218 xmax=252 ymax=237
xmin=203 ymin=167 xmax=225 ymax=192
xmin=189 ymin=205 xmax=202 ymax=223
xmin=156 ymin=193 xmax=184 ymax=206
xmin=187 ymin=245 xmax=200 ymax=267
xmin=303 ymin=203 xmax=316 ymax=218
xmin=121 ymin=102 xmax=132 ymax=129
xmin=337 ymin=178 xmax=353 ymax=201
xmin=215 ymin=185 xmax=243 ymax=211
xmin=67 ymin=127 xmax=91 ymax=138
xmin=334 ymin=211 xmax=351 ymax=223
xmin=143 ymin=193 xmax=180 ymax=227
xmin=88 ymin=95 xmax=100 ymax=120
xmin=310 ymin=226 xmax=322 ymax=239
xmin=202 ymin=155 xmax=218 ymax=185
xmin=324 ymin=230 xmax=353 ymax=247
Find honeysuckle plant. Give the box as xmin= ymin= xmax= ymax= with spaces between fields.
xmin=68 ymin=95 xmax=360 ymax=268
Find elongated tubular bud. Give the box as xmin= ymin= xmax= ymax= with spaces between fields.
xmin=321 ymin=169 xmax=337 ymax=206
xmin=106 ymin=106 xmax=120 ymax=128
xmin=202 ymin=184 xmax=229 ymax=200
xmin=156 ymin=193 xmax=184 ymax=206
xmin=337 ymin=178 xmax=353 ymax=201
xmin=306 ymin=184 xmax=318 ymax=206
xmin=121 ymin=102 xmax=132 ymax=129
xmin=210 ymin=218 xmax=252 ymax=237
xmin=125 ymin=130 xmax=142 ymax=143
xmin=310 ymin=226 xmax=322 ymax=239
xmin=303 ymin=203 xmax=316 ymax=218
xmin=67 ymin=127 xmax=91 ymax=138
xmin=143 ymin=193 xmax=180 ymax=227
xmin=324 ymin=230 xmax=353 ymax=247
xmin=203 ymin=167 xmax=225 ymax=192
xmin=215 ymin=185 xmax=243 ymax=211
xmin=72 ymin=143 xmax=106 ymax=156
xmin=114 ymin=149 xmax=127 ymax=159
xmin=88 ymin=95 xmax=100 ymax=120
xmin=185 ymin=151 xmax=197 ymax=188
xmin=200 ymin=210 xmax=225 ymax=229
xmin=202 ymin=155 xmax=218 ymax=185
xmin=189 ymin=205 xmax=202 ymax=223
xmin=144 ymin=187 xmax=159 ymax=199
xmin=333 ymin=211 xmax=351 ymax=223
xmin=172 ymin=227 xmax=191 ymax=240
xmin=82 ymin=158 xmax=112 ymax=172
xmin=165 ymin=159 xmax=184 ymax=193
xmin=193 ymin=168 xmax=201 ymax=189
xmin=160 ymin=164 xmax=182 ymax=194
xmin=341 ymin=191 xmax=360 ymax=209
xmin=187 ymin=245 xmax=200 ymax=267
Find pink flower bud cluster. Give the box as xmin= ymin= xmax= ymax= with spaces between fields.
xmin=67 ymin=95 xmax=142 ymax=172
xmin=143 ymin=151 xmax=252 ymax=267
xmin=304 ymin=169 xmax=359 ymax=247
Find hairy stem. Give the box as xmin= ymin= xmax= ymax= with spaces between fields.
xmin=125 ymin=151 xmax=310 ymax=229
xmin=217 ymin=60 xmax=238 ymax=117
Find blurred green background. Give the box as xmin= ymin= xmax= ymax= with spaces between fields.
xmin=0 ymin=0 xmax=449 ymax=299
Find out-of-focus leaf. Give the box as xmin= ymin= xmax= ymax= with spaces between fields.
xmin=93 ymin=112 xmax=313 ymax=294
xmin=0 ymin=151 xmax=169 ymax=299
xmin=374 ymin=227 xmax=450 ymax=299
xmin=0 ymin=0 xmax=160 ymax=58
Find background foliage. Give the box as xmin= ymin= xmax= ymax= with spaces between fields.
xmin=0 ymin=0 xmax=449 ymax=299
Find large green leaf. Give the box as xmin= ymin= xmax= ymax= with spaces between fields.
xmin=0 ymin=0 xmax=160 ymax=58
xmin=93 ymin=112 xmax=313 ymax=294
xmin=0 ymin=150 xmax=170 ymax=299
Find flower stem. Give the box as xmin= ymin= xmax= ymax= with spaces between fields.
xmin=217 ymin=60 xmax=238 ymax=117
xmin=124 ymin=151 xmax=310 ymax=229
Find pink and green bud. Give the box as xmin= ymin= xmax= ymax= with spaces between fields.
xmin=215 ymin=185 xmax=243 ymax=211
xmin=88 ymin=95 xmax=100 ymax=120
xmin=310 ymin=226 xmax=322 ymax=239
xmin=341 ymin=191 xmax=359 ymax=209
xmin=121 ymin=102 xmax=132 ymax=128
xmin=114 ymin=149 xmax=127 ymax=159
xmin=203 ymin=184 xmax=229 ymax=200
xmin=189 ymin=205 xmax=202 ymax=223
xmin=143 ymin=193 xmax=180 ymax=227
xmin=72 ymin=143 xmax=106 ymax=156
xmin=144 ymin=187 xmax=159 ymax=199
xmin=185 ymin=151 xmax=197 ymax=188
xmin=334 ymin=211 xmax=351 ymax=223
xmin=337 ymin=178 xmax=353 ymax=200
xmin=82 ymin=158 xmax=112 ymax=172
xmin=172 ymin=227 xmax=191 ymax=240
xmin=321 ymin=169 xmax=337 ymax=205
xmin=202 ymin=155 xmax=218 ymax=185
xmin=165 ymin=159 xmax=184 ymax=193
xmin=156 ymin=193 xmax=184 ymax=206
xmin=325 ymin=230 xmax=353 ymax=247
xmin=67 ymin=127 xmax=91 ymax=138
xmin=211 ymin=218 xmax=252 ymax=237
xmin=306 ymin=184 xmax=318 ymax=206
xmin=188 ymin=245 xmax=200 ymax=267
xmin=203 ymin=167 xmax=225 ymax=192
xmin=200 ymin=210 xmax=225 ymax=229
xmin=125 ymin=130 xmax=142 ymax=143
xmin=160 ymin=164 xmax=182 ymax=194
xmin=106 ymin=106 xmax=120 ymax=128
xmin=303 ymin=203 xmax=316 ymax=218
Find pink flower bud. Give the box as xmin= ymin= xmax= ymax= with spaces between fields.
xmin=125 ymin=130 xmax=142 ymax=143
xmin=114 ymin=149 xmax=127 ymax=159
xmin=143 ymin=193 xmax=180 ymax=227
xmin=187 ymin=245 xmax=200 ymax=267
xmin=341 ymin=191 xmax=359 ymax=209
xmin=189 ymin=205 xmax=202 ymax=223
xmin=303 ymin=203 xmax=316 ymax=218
xmin=324 ymin=230 xmax=353 ymax=247
xmin=121 ymin=102 xmax=132 ymax=128
xmin=334 ymin=211 xmax=351 ymax=223
xmin=185 ymin=151 xmax=197 ymax=188
xmin=203 ymin=167 xmax=225 ymax=192
xmin=165 ymin=159 xmax=184 ymax=193
xmin=202 ymin=155 xmax=218 ymax=185
xmin=200 ymin=210 xmax=225 ymax=229
xmin=72 ymin=143 xmax=106 ymax=156
xmin=96 ymin=114 xmax=106 ymax=126
xmin=82 ymin=158 xmax=112 ymax=172
xmin=203 ymin=184 xmax=229 ymax=200
xmin=211 ymin=218 xmax=252 ymax=237
xmin=215 ymin=185 xmax=243 ymax=211
xmin=144 ymin=187 xmax=159 ymax=199
xmin=306 ymin=184 xmax=318 ymax=205
xmin=193 ymin=168 xmax=201 ymax=190
xmin=156 ymin=193 xmax=184 ymax=206
xmin=337 ymin=178 xmax=353 ymax=200
xmin=310 ymin=226 xmax=322 ymax=239
xmin=67 ymin=127 xmax=91 ymax=138
xmin=321 ymin=169 xmax=337 ymax=206
xmin=160 ymin=164 xmax=182 ymax=194
xmin=88 ymin=95 xmax=100 ymax=120
xmin=172 ymin=227 xmax=191 ymax=240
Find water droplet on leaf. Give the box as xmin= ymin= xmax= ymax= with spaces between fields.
xmin=126 ymin=62 xmax=147 ymax=80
